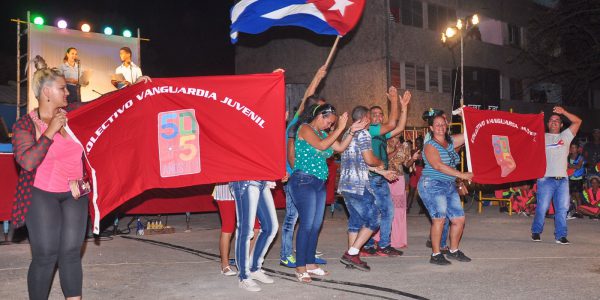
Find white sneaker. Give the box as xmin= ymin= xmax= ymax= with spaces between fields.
xmin=250 ymin=269 xmax=274 ymax=284
xmin=239 ymin=279 xmax=261 ymax=292
xmin=221 ymin=266 xmax=237 ymax=276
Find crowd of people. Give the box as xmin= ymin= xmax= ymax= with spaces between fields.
xmin=11 ymin=54 xmax=600 ymax=297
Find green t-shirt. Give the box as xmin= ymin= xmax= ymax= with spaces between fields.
xmin=368 ymin=124 xmax=392 ymax=170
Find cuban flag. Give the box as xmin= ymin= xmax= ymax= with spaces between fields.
xmin=230 ymin=0 xmax=365 ymax=43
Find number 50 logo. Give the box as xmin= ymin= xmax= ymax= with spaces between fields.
xmin=158 ymin=109 xmax=201 ymax=177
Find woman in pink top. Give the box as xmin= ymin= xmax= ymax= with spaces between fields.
xmin=12 ymin=56 xmax=88 ymax=300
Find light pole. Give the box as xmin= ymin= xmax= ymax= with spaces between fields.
xmin=441 ymin=14 xmax=479 ymax=108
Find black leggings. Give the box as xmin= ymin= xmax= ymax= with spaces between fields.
xmin=26 ymin=187 xmax=88 ymax=300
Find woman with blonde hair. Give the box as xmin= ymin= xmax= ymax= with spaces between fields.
xmin=12 ymin=55 xmax=88 ymax=299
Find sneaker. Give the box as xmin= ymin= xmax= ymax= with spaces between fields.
xmin=239 ymin=279 xmax=261 ymax=292
xmin=446 ymin=250 xmax=472 ymax=262
xmin=250 ymin=269 xmax=274 ymax=284
xmin=555 ymin=237 xmax=571 ymax=245
xmin=429 ymin=253 xmax=451 ymax=265
xmin=531 ymin=233 xmax=541 ymax=242
xmin=314 ymin=256 xmax=328 ymax=264
xmin=376 ymin=246 xmax=404 ymax=257
xmin=221 ymin=265 xmax=237 ymax=276
xmin=340 ymin=252 xmax=371 ymax=271
xmin=566 ymin=212 xmax=576 ymax=220
xmin=359 ymin=247 xmax=377 ymax=257
xmin=280 ymin=255 xmax=296 ymax=268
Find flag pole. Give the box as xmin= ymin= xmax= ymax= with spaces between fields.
xmin=324 ymin=35 xmax=341 ymax=69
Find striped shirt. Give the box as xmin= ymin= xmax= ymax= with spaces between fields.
xmin=212 ymin=183 xmax=234 ymax=201
xmin=422 ymin=138 xmax=460 ymax=182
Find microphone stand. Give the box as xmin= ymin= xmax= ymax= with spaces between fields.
xmin=77 ymin=60 xmax=81 ymax=102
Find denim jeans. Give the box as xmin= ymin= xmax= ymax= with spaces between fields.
xmin=441 ymin=218 xmax=449 ymax=249
xmin=280 ymin=184 xmax=298 ymax=259
xmin=230 ymin=181 xmax=278 ymax=280
xmin=343 ymin=188 xmax=380 ymax=232
xmin=531 ymin=177 xmax=570 ymax=239
xmin=288 ymin=171 xmax=326 ymax=267
xmin=417 ymin=177 xmax=464 ymax=219
xmin=365 ymin=175 xmax=394 ymax=249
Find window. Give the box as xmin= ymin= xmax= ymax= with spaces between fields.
xmin=509 ymin=78 xmax=523 ymax=100
xmin=508 ymin=24 xmax=521 ymax=47
xmin=442 ymin=68 xmax=452 ymax=93
xmin=429 ymin=66 xmax=439 ymax=92
xmin=427 ymin=4 xmax=456 ymax=32
xmin=390 ymin=0 xmax=400 ymax=23
xmin=416 ymin=65 xmax=426 ymax=91
xmin=405 ymin=63 xmax=416 ymax=90
xmin=391 ymin=61 xmax=401 ymax=88
xmin=401 ymin=0 xmax=423 ymax=28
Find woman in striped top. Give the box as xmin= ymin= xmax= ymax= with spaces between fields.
xmin=418 ymin=109 xmax=473 ymax=265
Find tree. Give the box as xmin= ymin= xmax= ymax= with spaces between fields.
xmin=517 ymin=0 xmax=600 ymax=107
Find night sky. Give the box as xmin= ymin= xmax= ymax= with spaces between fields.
xmin=0 ymin=0 xmax=235 ymax=85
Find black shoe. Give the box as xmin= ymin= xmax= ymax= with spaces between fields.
xmin=555 ymin=237 xmax=570 ymax=245
xmin=376 ymin=246 xmax=404 ymax=257
xmin=531 ymin=233 xmax=541 ymax=242
xmin=429 ymin=253 xmax=451 ymax=265
xmin=446 ymin=250 xmax=471 ymax=262
xmin=360 ymin=246 xmax=377 ymax=257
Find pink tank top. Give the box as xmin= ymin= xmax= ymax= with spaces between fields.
xmin=31 ymin=111 xmax=83 ymax=192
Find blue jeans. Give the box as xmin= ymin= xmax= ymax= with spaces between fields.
xmin=230 ymin=181 xmax=278 ymax=280
xmin=288 ymin=171 xmax=326 ymax=267
xmin=280 ymin=184 xmax=298 ymax=259
xmin=531 ymin=177 xmax=569 ymax=239
xmin=365 ymin=175 xmax=394 ymax=249
xmin=418 ymin=177 xmax=464 ymax=219
xmin=343 ymin=188 xmax=380 ymax=232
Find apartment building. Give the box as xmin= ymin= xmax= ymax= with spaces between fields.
xmin=235 ymin=0 xmax=597 ymax=129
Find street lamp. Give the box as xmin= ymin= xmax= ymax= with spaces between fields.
xmin=441 ymin=14 xmax=479 ymax=107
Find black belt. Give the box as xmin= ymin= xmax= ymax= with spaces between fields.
xmin=547 ymin=177 xmax=565 ymax=180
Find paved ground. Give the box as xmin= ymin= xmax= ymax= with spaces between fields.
xmin=1 ymin=205 xmax=599 ymax=300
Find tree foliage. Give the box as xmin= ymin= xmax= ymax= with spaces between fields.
xmin=522 ymin=0 xmax=600 ymax=106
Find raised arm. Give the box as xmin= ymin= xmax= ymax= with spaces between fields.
xmin=299 ymin=112 xmax=349 ymax=151
xmin=553 ymin=106 xmax=582 ymax=136
xmin=331 ymin=118 xmax=369 ymax=152
xmin=387 ymin=91 xmax=411 ymax=138
xmin=297 ymin=65 xmax=327 ymax=115
xmin=379 ymin=86 xmax=400 ymax=135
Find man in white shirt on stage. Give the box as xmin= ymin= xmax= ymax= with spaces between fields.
xmin=111 ymin=47 xmax=142 ymax=89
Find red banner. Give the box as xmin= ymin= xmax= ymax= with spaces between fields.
xmin=462 ymin=107 xmax=545 ymax=184
xmin=65 ymin=74 xmax=285 ymax=233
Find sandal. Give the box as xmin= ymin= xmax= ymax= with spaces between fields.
xmin=295 ymin=272 xmax=312 ymax=283
xmin=306 ymin=267 xmax=329 ymax=276
xmin=221 ymin=265 xmax=237 ymax=276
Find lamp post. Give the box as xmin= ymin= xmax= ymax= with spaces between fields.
xmin=441 ymin=14 xmax=479 ymax=108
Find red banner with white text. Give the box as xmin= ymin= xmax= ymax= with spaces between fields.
xmin=65 ymin=74 xmax=285 ymax=233
xmin=462 ymin=107 xmax=546 ymax=184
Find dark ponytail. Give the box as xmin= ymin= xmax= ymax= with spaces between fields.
xmin=291 ymin=103 xmax=337 ymax=138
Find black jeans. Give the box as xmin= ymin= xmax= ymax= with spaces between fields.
xmin=26 ymin=187 xmax=88 ymax=299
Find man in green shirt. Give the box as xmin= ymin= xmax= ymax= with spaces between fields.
xmin=363 ymin=86 xmax=411 ymax=256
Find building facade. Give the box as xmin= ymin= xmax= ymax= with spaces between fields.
xmin=235 ymin=0 xmax=599 ymax=131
